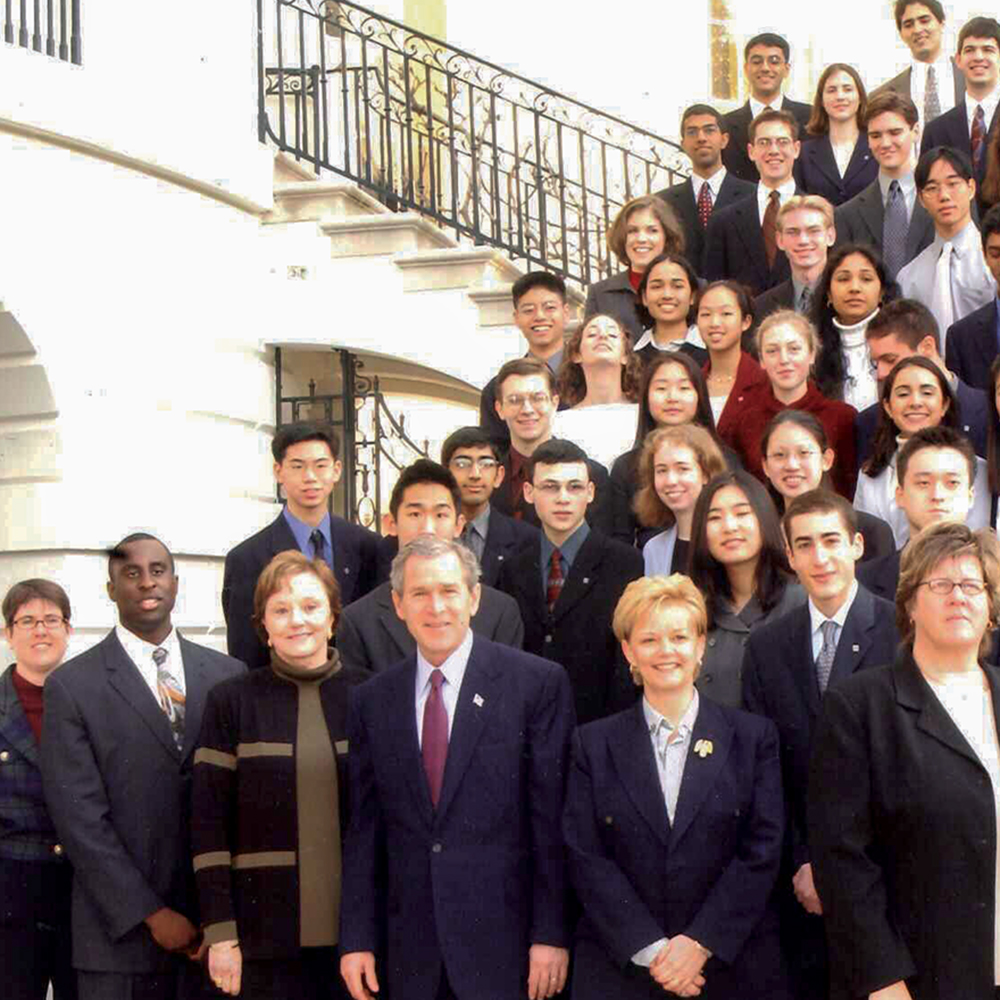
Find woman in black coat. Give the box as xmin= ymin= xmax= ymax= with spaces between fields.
xmin=809 ymin=521 xmax=1000 ymax=1000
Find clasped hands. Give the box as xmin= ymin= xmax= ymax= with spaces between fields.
xmin=649 ymin=934 xmax=709 ymax=996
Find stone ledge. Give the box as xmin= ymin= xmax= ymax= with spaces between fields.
xmin=266 ymin=180 xmax=389 ymax=224
xmin=320 ymin=213 xmax=457 ymax=257
xmin=394 ymin=247 xmax=523 ymax=293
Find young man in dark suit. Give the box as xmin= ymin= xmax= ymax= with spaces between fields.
xmin=442 ymin=426 xmax=537 ymax=588
xmin=654 ymin=104 xmax=754 ymax=272
xmin=945 ymin=204 xmax=1000 ymax=390
xmin=336 ymin=460 xmax=523 ymax=673
xmin=721 ymin=33 xmax=811 ymax=183
xmin=742 ymin=491 xmax=898 ymax=1000
xmin=498 ymin=439 xmax=643 ymax=725
xmin=339 ymin=535 xmax=574 ymax=1000
xmin=834 ymin=93 xmax=934 ymax=280
xmin=704 ymin=109 xmax=803 ymax=296
xmin=222 ymin=421 xmax=381 ymax=669
xmin=40 ymin=534 xmax=245 ymax=1000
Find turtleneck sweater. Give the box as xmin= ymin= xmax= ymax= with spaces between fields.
xmin=832 ymin=308 xmax=879 ymax=412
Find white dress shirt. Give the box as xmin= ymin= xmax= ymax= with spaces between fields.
xmin=910 ymin=56 xmax=958 ymax=121
xmin=690 ymin=167 xmax=728 ymax=206
xmin=808 ymin=580 xmax=858 ymax=662
xmin=415 ymin=627 xmax=473 ymax=746
xmin=749 ymin=94 xmax=786 ymax=120
xmin=756 ymin=178 xmax=797 ymax=227
xmin=115 ymin=624 xmax=186 ymax=704
xmin=965 ymin=89 xmax=1000 ymax=139
xmin=878 ymin=170 xmax=917 ymax=222
xmin=633 ymin=325 xmax=707 ymax=354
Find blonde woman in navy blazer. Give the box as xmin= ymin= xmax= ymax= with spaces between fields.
xmin=563 ymin=575 xmax=790 ymax=999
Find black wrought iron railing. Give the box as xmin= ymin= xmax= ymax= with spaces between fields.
xmin=256 ymin=0 xmax=689 ymax=287
xmin=3 ymin=0 xmax=81 ymax=63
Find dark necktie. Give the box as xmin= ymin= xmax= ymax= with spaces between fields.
xmin=547 ymin=550 xmax=564 ymax=612
xmin=763 ymin=190 xmax=780 ymax=270
xmin=883 ymin=179 xmax=907 ymax=280
xmin=310 ymin=528 xmax=327 ymax=563
xmin=153 ymin=647 xmax=185 ymax=750
xmin=697 ymin=181 xmax=714 ymax=229
xmin=924 ymin=65 xmax=941 ymax=123
xmin=510 ymin=464 xmax=527 ymax=520
xmin=816 ymin=621 xmax=838 ymax=694
xmin=797 ymin=284 xmax=813 ymax=314
xmin=972 ymin=104 xmax=986 ymax=173
xmin=422 ymin=669 xmax=448 ymax=808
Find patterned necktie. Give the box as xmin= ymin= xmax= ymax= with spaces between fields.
xmin=798 ymin=284 xmax=813 ymax=314
xmin=883 ymin=179 xmax=908 ymax=280
xmin=972 ymin=104 xmax=986 ymax=173
xmin=924 ymin=65 xmax=941 ymax=123
xmin=421 ymin=669 xmax=448 ymax=808
xmin=153 ymin=647 xmax=185 ymax=750
xmin=546 ymin=549 xmax=564 ymax=612
xmin=309 ymin=528 xmax=326 ymax=563
xmin=931 ymin=242 xmax=956 ymax=336
xmin=763 ymin=190 xmax=780 ymax=269
xmin=697 ymin=180 xmax=714 ymax=229
xmin=816 ymin=620 xmax=839 ymax=694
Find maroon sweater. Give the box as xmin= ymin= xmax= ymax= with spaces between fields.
xmin=11 ymin=669 xmax=44 ymax=743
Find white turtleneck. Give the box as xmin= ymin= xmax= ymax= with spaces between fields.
xmin=832 ymin=308 xmax=879 ymax=412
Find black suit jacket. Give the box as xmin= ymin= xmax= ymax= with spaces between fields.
xmin=795 ymin=134 xmax=878 ymax=207
xmin=498 ymin=530 xmax=643 ymax=724
xmin=335 ymin=580 xmax=524 ymax=674
xmin=479 ymin=508 xmax=539 ymax=588
xmin=856 ymin=548 xmax=901 ymax=602
xmin=856 ymin=511 xmax=896 ymax=565
xmin=809 ymin=650 xmax=1000 ymax=1000
xmin=340 ymin=636 xmax=575 ymax=1000
xmin=704 ymin=187 xmax=800 ymax=295
xmin=946 ymin=298 xmax=998 ymax=391
xmin=834 ymin=177 xmax=934 ymax=278
xmin=921 ymin=99 xmax=1000 ymax=181
xmin=752 ymin=279 xmax=796 ymax=325
xmin=222 ymin=510 xmax=381 ymax=669
xmin=654 ymin=173 xmax=755 ymax=272
xmin=721 ymin=98 xmax=812 ymax=183
xmin=40 ymin=632 xmax=245 ymax=972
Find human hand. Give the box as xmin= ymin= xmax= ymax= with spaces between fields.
xmin=793 ymin=863 xmax=823 ymax=916
xmin=527 ymin=943 xmax=569 ymax=999
xmin=340 ymin=951 xmax=379 ymax=1000
xmin=869 ymin=983 xmax=913 ymax=1000
xmin=144 ymin=907 xmax=198 ymax=953
xmin=650 ymin=934 xmax=709 ymax=995
xmin=208 ymin=941 xmax=242 ymax=995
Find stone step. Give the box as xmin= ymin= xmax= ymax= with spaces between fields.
xmin=394 ymin=247 xmax=522 ymax=293
xmin=266 ymin=180 xmax=389 ymax=224
xmin=320 ymin=212 xmax=457 ymax=257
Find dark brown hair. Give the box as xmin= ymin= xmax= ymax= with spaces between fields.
xmin=557 ymin=314 xmax=642 ymax=406
xmin=606 ymin=195 xmax=685 ymax=268
xmin=806 ymin=63 xmax=868 ymax=136
xmin=252 ymin=550 xmax=341 ymax=643
xmin=3 ymin=579 xmax=72 ymax=628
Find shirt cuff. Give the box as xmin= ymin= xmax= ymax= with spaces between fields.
xmin=631 ymin=937 xmax=668 ymax=967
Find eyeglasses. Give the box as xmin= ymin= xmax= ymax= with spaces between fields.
xmin=502 ymin=392 xmax=551 ymax=410
xmin=754 ymin=137 xmax=794 ymax=150
xmin=918 ymin=578 xmax=987 ymax=596
xmin=11 ymin=615 xmax=66 ymax=631
xmin=921 ymin=178 xmax=970 ymax=198
xmin=450 ymin=457 xmax=499 ymax=472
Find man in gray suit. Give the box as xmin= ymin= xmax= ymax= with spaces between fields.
xmin=873 ymin=0 xmax=964 ymax=124
xmin=40 ymin=534 xmax=246 ymax=1000
xmin=336 ymin=460 xmax=524 ymax=673
xmin=834 ymin=91 xmax=934 ymax=279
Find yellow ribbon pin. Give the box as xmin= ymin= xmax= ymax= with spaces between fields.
xmin=694 ymin=739 xmax=714 ymax=758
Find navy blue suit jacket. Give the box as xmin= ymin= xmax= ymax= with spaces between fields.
xmin=795 ymin=134 xmax=878 ymax=207
xmin=563 ymin=698 xmax=789 ymax=1000
xmin=480 ymin=508 xmax=539 ymax=588
xmin=946 ymin=298 xmax=998 ymax=392
xmin=921 ymin=100 xmax=1000 ymax=180
xmin=222 ymin=510 xmax=381 ymax=669
xmin=340 ymin=636 xmax=574 ymax=1000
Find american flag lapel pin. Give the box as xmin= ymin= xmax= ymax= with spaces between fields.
xmin=473 ymin=694 xmax=484 ymax=708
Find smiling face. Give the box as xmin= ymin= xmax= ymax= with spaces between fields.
xmin=647 ymin=360 xmax=700 ymax=426
xmin=776 ymin=207 xmax=834 ymax=272
xmin=623 ymin=602 xmax=707 ymax=699
xmin=763 ymin=422 xmax=834 ymax=500
xmin=697 ymin=286 xmax=752 ymax=353
xmin=957 ymin=34 xmax=1000 ymax=95
xmin=749 ymin=119 xmax=800 ymax=187
xmin=828 ymin=252 xmax=882 ymax=324
xmin=495 ymin=373 xmax=557 ymax=450
xmin=575 ymin=315 xmax=627 ymax=368
xmin=867 ymin=111 xmax=919 ymax=174
xmin=653 ymin=442 xmax=707 ymax=518
xmin=822 ymin=70 xmax=861 ymax=124
xmin=263 ymin=571 xmax=333 ymax=669
xmin=896 ymin=445 xmax=974 ymax=532
xmin=448 ymin=445 xmax=503 ymax=510
xmin=513 ymin=285 xmax=569 ymax=356
xmin=107 ymin=538 xmax=178 ymax=644
xmin=899 ymin=3 xmax=944 ymax=60
xmin=705 ymin=485 xmax=763 ymax=568
xmin=624 ymin=208 xmax=666 ymax=272
xmin=759 ymin=322 xmax=815 ymax=396
xmin=642 ymin=260 xmax=694 ymax=327
xmin=745 ymin=43 xmax=790 ymax=102
xmin=680 ymin=113 xmax=729 ymax=172
xmin=910 ymin=553 xmax=990 ymax=655
xmin=785 ymin=510 xmax=863 ymax=613
xmin=274 ymin=440 xmax=342 ymax=522
xmin=884 ymin=365 xmax=949 ymax=437
xmin=5 ymin=598 xmax=71 ymax=681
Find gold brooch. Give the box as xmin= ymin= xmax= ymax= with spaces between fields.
xmin=694 ymin=739 xmax=713 ymax=758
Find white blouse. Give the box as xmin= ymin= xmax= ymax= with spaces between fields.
xmin=833 ymin=309 xmax=879 ymax=412
xmin=552 ymin=402 xmax=639 ymax=472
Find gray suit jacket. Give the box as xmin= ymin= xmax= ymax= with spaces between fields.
xmin=871 ymin=60 xmax=965 ymax=116
xmin=40 ymin=631 xmax=245 ymax=973
xmin=336 ymin=580 xmax=524 ymax=674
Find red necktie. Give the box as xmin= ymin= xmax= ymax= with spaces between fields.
xmin=972 ymin=105 xmax=986 ymax=173
xmin=422 ymin=669 xmax=448 ymax=808
xmin=763 ymin=190 xmax=780 ymax=269
xmin=697 ymin=181 xmax=713 ymax=228
xmin=547 ymin=550 xmax=564 ymax=612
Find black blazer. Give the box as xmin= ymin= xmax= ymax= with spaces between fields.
xmin=946 ymin=298 xmax=998 ymax=392
xmin=721 ymin=98 xmax=812 ymax=183
xmin=479 ymin=508 xmax=539 ymax=588
xmin=335 ymin=580 xmax=524 ymax=674
xmin=563 ymin=698 xmax=790 ymax=1000
xmin=704 ymin=187 xmax=800 ymax=296
xmin=834 ymin=177 xmax=934 ymax=278
xmin=40 ymin=631 xmax=245 ymax=973
xmin=795 ymin=134 xmax=878 ymax=207
xmin=654 ymin=172 xmax=755 ymax=271
xmin=340 ymin=636 xmax=575 ymax=1000
xmin=752 ymin=278 xmax=796 ymax=325
xmin=855 ymin=548 xmax=900 ymax=602
xmin=583 ymin=271 xmax=644 ymax=340
xmin=498 ymin=529 xmax=643 ymax=724
xmin=921 ymin=99 xmax=1000 ymax=182
xmin=856 ymin=511 xmax=896 ymax=565
xmin=222 ymin=510 xmax=381 ymax=669
xmin=809 ymin=650 xmax=1000 ymax=1000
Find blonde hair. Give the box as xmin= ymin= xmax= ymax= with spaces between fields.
xmin=755 ymin=309 xmax=820 ymax=359
xmin=776 ymin=194 xmax=835 ymax=230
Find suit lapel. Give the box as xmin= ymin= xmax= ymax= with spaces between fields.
xmin=392 ymin=657 xmax=435 ymax=824
xmin=973 ymin=304 xmax=999 ymax=371
xmin=329 ymin=516 xmax=360 ymax=605
xmin=675 ymin=179 xmax=699 ymax=230
xmin=732 ymin=198 xmax=768 ymax=287
xmin=267 ymin=511 xmax=299 ymax=559
xmin=843 ymin=137 xmax=873 ymax=187
xmin=670 ymin=697 xmax=734 ymax=848
xmin=375 ymin=584 xmax=415 ymax=662
xmin=0 ymin=667 xmax=39 ymax=766
xmin=609 ymin=702 xmax=670 ymax=845
xmin=828 ymin=588 xmax=876 ymax=689
xmin=551 ymin=532 xmax=602 ymax=623
xmin=512 ymin=542 xmax=547 ymax=630
xmin=178 ymin=635 xmax=210 ymax=762
xmin=787 ymin=606 xmax=821 ymax=719
xmin=857 ymin=182 xmax=884 ymax=246
xmin=716 ymin=173 xmax=745 ymax=212
xmin=810 ymin=136 xmax=842 ymax=188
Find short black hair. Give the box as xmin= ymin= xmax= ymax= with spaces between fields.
xmin=982 ymin=204 xmax=1000 ymax=251
xmin=388 ymin=459 xmax=462 ymax=520
xmin=957 ymin=16 xmax=1000 ymax=54
xmin=915 ymin=145 xmax=974 ymax=189
xmin=897 ymin=425 xmax=976 ymax=487
xmin=680 ymin=103 xmax=727 ymax=134
xmin=894 ymin=0 xmax=944 ymax=30
xmin=526 ymin=438 xmax=591 ymax=482
xmin=744 ymin=32 xmax=790 ymax=62
xmin=636 ymin=252 xmax=700 ymax=329
xmin=866 ymin=298 xmax=941 ymax=352
xmin=512 ymin=272 xmax=567 ymax=308
xmin=694 ymin=280 xmax=755 ymax=323
xmin=441 ymin=426 xmax=503 ymax=466
xmin=107 ymin=532 xmax=175 ymax=578
xmin=782 ymin=488 xmax=859 ymax=548
xmin=271 ymin=421 xmax=340 ymax=463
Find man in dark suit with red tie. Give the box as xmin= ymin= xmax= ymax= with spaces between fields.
xmin=339 ymin=535 xmax=575 ymax=1000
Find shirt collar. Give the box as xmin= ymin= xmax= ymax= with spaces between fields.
xmin=540 ymin=520 xmax=590 ymax=572
xmin=750 ymin=95 xmax=784 ymax=119
xmin=808 ymin=578 xmax=858 ymax=637
xmin=416 ymin=626 xmax=474 ymax=693
xmin=633 ymin=324 xmax=705 ymax=352
xmin=966 ymin=87 xmax=1000 ymax=125
xmin=757 ymin=177 xmax=796 ymax=210
xmin=282 ymin=506 xmax=332 ymax=553
xmin=933 ymin=219 xmax=977 ymax=255
xmin=530 ymin=348 xmax=563 ymax=375
xmin=691 ymin=165 xmax=727 ymax=200
xmin=467 ymin=504 xmax=491 ymax=541
xmin=115 ymin=623 xmax=181 ymax=676
xmin=913 ymin=53 xmax=952 ymax=76
xmin=878 ymin=170 xmax=915 ymax=203
xmin=643 ymin=689 xmax=700 ymax=738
